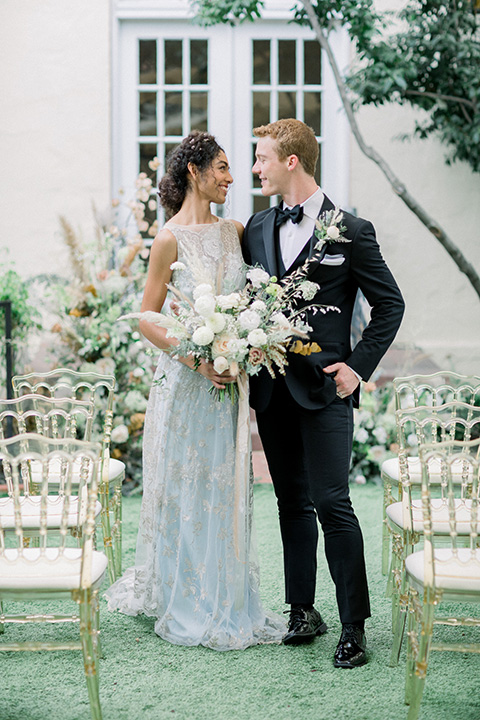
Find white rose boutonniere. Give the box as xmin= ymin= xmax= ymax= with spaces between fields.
xmin=314 ymin=207 xmax=351 ymax=252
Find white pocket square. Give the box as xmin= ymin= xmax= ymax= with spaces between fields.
xmin=320 ymin=254 xmax=345 ymax=266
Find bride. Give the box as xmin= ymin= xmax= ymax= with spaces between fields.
xmin=106 ymin=131 xmax=286 ymax=650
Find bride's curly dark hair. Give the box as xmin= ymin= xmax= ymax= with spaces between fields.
xmin=158 ymin=131 xmax=224 ymax=218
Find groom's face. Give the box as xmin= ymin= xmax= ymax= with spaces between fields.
xmin=252 ymin=136 xmax=290 ymax=197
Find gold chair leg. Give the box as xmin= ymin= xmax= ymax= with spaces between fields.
xmin=79 ymin=590 xmax=103 ymax=720
xmin=382 ymin=480 xmax=392 ymax=575
xmin=0 ymin=600 xmax=4 ymax=635
xmin=112 ymin=481 xmax=123 ymax=580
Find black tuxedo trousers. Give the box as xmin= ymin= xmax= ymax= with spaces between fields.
xmin=256 ymin=377 xmax=371 ymax=624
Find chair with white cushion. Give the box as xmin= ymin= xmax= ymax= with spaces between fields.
xmin=381 ymin=371 xmax=480 ymax=575
xmin=0 ymin=395 xmax=102 ymax=540
xmin=403 ymin=437 xmax=480 ymax=720
xmin=387 ymin=400 xmax=480 ymax=665
xmin=12 ymin=370 xmax=125 ymax=583
xmin=0 ymin=434 xmax=107 ymax=720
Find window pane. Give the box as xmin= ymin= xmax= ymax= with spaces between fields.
xmin=190 ymin=92 xmax=208 ymax=131
xmin=253 ymin=40 xmax=270 ymax=84
xmin=165 ymin=40 xmax=182 ymax=84
xmin=304 ymin=41 xmax=321 ymax=85
xmin=252 ymin=91 xmax=270 ymax=128
xmin=165 ymin=142 xmax=178 ymax=171
xmin=254 ymin=195 xmax=271 ymax=213
xmin=252 ymin=144 xmax=261 ymax=188
xmin=278 ymin=91 xmax=296 ymax=119
xmin=139 ymin=143 xmax=158 ymax=177
xmin=139 ymin=92 xmax=157 ymax=136
xmin=278 ymin=40 xmax=296 ymax=85
xmin=139 ymin=40 xmax=156 ymax=84
xmin=304 ymin=92 xmax=321 ymax=135
xmin=165 ymin=92 xmax=183 ymax=135
xmin=190 ymin=39 xmax=208 ymax=84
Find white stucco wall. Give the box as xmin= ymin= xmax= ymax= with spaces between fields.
xmin=0 ymin=0 xmax=111 ymax=279
xmin=350 ymin=102 xmax=480 ymax=374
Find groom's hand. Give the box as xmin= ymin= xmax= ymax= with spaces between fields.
xmin=323 ymin=362 xmax=360 ymax=399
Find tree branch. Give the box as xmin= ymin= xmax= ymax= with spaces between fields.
xmin=301 ymin=0 xmax=480 ymax=300
xmin=405 ymin=89 xmax=476 ymax=114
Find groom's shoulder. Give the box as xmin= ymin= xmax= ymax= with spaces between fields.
xmin=246 ymin=206 xmax=275 ymax=230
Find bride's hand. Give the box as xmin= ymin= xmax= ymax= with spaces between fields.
xmin=195 ymin=360 xmax=237 ymax=389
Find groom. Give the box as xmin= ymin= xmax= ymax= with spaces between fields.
xmin=242 ymin=119 xmax=404 ymax=668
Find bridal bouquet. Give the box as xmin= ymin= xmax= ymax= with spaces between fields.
xmin=122 ymin=260 xmax=338 ymax=401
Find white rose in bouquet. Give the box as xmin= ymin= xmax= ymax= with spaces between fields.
xmin=192 ymin=326 xmax=215 ymax=346
xmin=271 ymin=312 xmax=291 ymax=329
xmin=247 ymin=268 xmax=270 ymax=288
xmin=238 ymin=309 xmax=261 ymax=331
xmin=216 ymin=293 xmax=241 ymax=310
xmin=194 ymin=294 xmax=216 ymax=318
xmin=251 ymin=300 xmax=267 ymax=313
xmin=213 ymin=356 xmax=229 ymax=374
xmin=247 ymin=328 xmax=267 ymax=346
xmin=193 ymin=283 xmax=214 ymax=300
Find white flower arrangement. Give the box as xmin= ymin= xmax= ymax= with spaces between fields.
xmin=121 ymin=252 xmax=339 ymax=401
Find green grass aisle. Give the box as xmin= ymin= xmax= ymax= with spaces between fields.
xmin=1 ymin=484 xmax=479 ymax=720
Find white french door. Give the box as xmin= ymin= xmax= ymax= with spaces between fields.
xmin=114 ymin=17 xmax=349 ymax=227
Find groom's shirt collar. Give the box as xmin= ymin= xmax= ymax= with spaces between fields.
xmin=282 ymin=186 xmax=324 ymax=219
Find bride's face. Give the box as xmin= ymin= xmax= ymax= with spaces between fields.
xmin=194 ymin=151 xmax=233 ymax=204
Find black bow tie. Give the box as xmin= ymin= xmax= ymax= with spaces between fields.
xmin=274 ymin=204 xmax=304 ymax=227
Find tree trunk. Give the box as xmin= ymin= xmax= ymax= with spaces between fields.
xmin=302 ymin=0 xmax=480 ymax=300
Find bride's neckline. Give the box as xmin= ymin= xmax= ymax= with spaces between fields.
xmin=167 ymin=217 xmax=223 ymax=228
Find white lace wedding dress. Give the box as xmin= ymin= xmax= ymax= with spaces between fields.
xmin=105 ymin=218 xmax=286 ymax=650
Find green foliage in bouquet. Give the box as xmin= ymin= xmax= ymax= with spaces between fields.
xmin=350 ymin=380 xmax=398 ymax=485
xmin=0 ymin=255 xmax=41 ymax=394
xmin=50 ymin=166 xmax=162 ymax=490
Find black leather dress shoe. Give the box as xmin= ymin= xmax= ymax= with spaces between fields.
xmin=334 ymin=624 xmax=367 ymax=668
xmin=282 ymin=607 xmax=327 ymax=645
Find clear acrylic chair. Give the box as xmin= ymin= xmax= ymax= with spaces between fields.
xmin=0 ymin=394 xmax=102 ymax=540
xmin=381 ymin=371 xmax=480 ymax=575
xmin=387 ymin=401 xmax=480 ymax=665
xmin=0 ymin=434 xmax=108 ymax=720
xmin=403 ymin=437 xmax=480 ymax=720
xmin=12 ymin=370 xmax=125 ymax=584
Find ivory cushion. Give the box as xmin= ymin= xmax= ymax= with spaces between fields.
xmin=0 ymin=547 xmax=108 ymax=590
xmin=405 ymin=547 xmax=480 ymax=592
xmin=386 ymin=498 xmax=476 ymax=534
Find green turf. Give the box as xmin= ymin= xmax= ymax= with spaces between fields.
xmin=1 ymin=484 xmax=479 ymax=720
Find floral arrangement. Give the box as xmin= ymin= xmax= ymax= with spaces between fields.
xmin=123 ymin=257 xmax=338 ymax=401
xmin=350 ymin=380 xmax=398 ymax=484
xmin=49 ymin=167 xmax=162 ymax=490
xmin=314 ymin=207 xmax=351 ymax=251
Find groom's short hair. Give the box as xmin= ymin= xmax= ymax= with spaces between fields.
xmin=253 ymin=119 xmax=318 ymax=177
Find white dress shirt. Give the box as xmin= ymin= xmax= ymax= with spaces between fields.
xmin=279 ymin=187 xmax=324 ymax=271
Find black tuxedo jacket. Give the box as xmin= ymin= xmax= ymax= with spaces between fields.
xmin=242 ymin=195 xmax=405 ymax=412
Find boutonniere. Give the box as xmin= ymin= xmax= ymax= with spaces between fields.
xmin=314 ymin=208 xmax=351 ymax=252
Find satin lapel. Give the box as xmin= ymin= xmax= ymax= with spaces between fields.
xmin=262 ymin=208 xmax=279 ymax=277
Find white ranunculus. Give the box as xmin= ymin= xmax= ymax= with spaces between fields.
xmin=124 ymin=390 xmax=148 ymax=412
xmin=271 ymin=312 xmax=291 ymax=329
xmin=132 ymin=367 xmax=145 ymax=378
xmin=407 ymin=433 xmax=418 ymax=447
xmin=205 ymin=313 xmax=227 ymax=333
xmin=355 ymin=428 xmax=369 ymax=444
xmin=194 ymin=294 xmax=216 ymax=318
xmin=170 ymin=261 xmax=186 ymax=271
xmin=251 ymin=300 xmax=267 ymax=313
xmin=326 ymin=225 xmax=340 ymax=240
xmin=373 ymin=426 xmax=387 ymax=444
xmin=354 ymin=474 xmax=367 ymax=485
xmin=213 ymin=356 xmax=229 ymax=374
xmin=192 ymin=326 xmax=215 ymax=346
xmin=193 ymin=283 xmax=214 ymax=300
xmin=247 ymin=267 xmax=270 ymax=288
xmin=238 ymin=309 xmax=261 ymax=331
xmin=111 ymin=424 xmax=129 ymax=444
xmin=247 ymin=328 xmax=267 ymax=346
xmin=216 ymin=293 xmax=241 ymax=310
